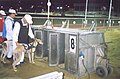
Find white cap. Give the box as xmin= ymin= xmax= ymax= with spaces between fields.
xmin=24 ymin=14 xmax=33 ymax=24
xmin=0 ymin=10 xmax=6 ymax=15
xmin=8 ymin=9 xmax=17 ymax=15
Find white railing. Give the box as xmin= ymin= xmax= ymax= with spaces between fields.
xmin=30 ymin=71 xmax=63 ymax=79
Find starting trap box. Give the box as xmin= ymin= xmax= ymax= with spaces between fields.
xmin=32 ymin=26 xmax=107 ymax=77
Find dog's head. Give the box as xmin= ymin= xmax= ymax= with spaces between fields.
xmin=2 ymin=41 xmax=7 ymax=48
xmin=35 ymin=38 xmax=43 ymax=45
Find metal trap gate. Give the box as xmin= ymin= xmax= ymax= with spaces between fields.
xmin=33 ymin=28 xmax=48 ymax=58
xmin=47 ymin=29 xmax=65 ymax=66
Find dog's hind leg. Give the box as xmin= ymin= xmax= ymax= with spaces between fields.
xmin=2 ymin=54 xmax=7 ymax=63
xmin=12 ymin=53 xmax=17 ymax=72
xmin=1 ymin=49 xmax=7 ymax=63
xmin=12 ymin=53 xmax=22 ymax=72
xmin=3 ymin=49 xmax=8 ymax=63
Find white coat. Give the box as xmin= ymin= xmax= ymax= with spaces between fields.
xmin=4 ymin=16 xmax=14 ymax=58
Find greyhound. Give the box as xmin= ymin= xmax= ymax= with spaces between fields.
xmin=27 ymin=38 xmax=43 ymax=63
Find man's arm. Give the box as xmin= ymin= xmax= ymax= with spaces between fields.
xmin=13 ymin=22 xmax=20 ymax=45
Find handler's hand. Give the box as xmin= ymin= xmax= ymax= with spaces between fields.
xmin=16 ymin=42 xmax=22 ymax=46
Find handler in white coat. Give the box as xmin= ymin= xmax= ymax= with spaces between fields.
xmin=2 ymin=9 xmax=17 ymax=58
xmin=13 ymin=14 xmax=34 ymax=65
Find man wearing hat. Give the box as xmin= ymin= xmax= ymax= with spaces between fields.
xmin=2 ymin=9 xmax=17 ymax=58
xmin=13 ymin=14 xmax=34 ymax=65
xmin=0 ymin=10 xmax=6 ymax=43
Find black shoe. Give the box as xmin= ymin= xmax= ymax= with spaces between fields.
xmin=20 ymin=61 xmax=25 ymax=64
xmin=6 ymin=58 xmax=13 ymax=61
xmin=15 ymin=64 xmax=21 ymax=67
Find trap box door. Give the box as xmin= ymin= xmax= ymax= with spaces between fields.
xmin=58 ymin=33 xmax=65 ymax=64
xmin=65 ymin=34 xmax=79 ymax=74
xmin=48 ymin=33 xmax=59 ymax=66
xmin=34 ymin=30 xmax=48 ymax=58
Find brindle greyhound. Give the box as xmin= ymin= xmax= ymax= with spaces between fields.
xmin=27 ymin=38 xmax=43 ymax=63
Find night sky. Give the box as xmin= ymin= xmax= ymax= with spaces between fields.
xmin=0 ymin=0 xmax=120 ymax=13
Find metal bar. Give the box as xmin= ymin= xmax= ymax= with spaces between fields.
xmin=84 ymin=0 xmax=88 ymax=28
xmin=47 ymin=0 xmax=50 ymax=20
xmin=108 ymin=0 xmax=113 ymax=27
xmin=47 ymin=0 xmax=51 ymax=26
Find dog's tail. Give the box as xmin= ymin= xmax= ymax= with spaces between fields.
xmin=13 ymin=51 xmax=16 ymax=61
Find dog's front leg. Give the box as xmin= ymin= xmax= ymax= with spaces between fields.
xmin=32 ymin=52 xmax=35 ymax=63
xmin=31 ymin=48 xmax=35 ymax=63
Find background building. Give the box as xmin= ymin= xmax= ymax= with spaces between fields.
xmin=0 ymin=0 xmax=120 ymax=16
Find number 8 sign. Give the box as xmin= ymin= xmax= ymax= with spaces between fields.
xmin=70 ymin=35 xmax=76 ymax=53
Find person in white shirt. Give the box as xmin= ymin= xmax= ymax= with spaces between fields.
xmin=13 ymin=14 xmax=34 ymax=65
xmin=2 ymin=9 xmax=17 ymax=58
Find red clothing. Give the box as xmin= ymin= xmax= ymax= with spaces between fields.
xmin=0 ymin=17 xmax=5 ymax=43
